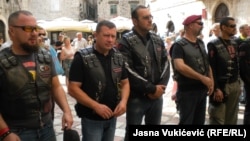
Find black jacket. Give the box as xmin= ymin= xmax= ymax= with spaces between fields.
xmin=118 ymin=29 xmax=170 ymax=97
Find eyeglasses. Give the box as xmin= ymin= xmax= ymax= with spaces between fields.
xmin=142 ymin=15 xmax=153 ymax=20
xmin=227 ymin=24 xmax=236 ymax=28
xmin=39 ymin=33 xmax=46 ymax=36
xmin=193 ymin=22 xmax=204 ymax=26
xmin=11 ymin=25 xmax=40 ymax=32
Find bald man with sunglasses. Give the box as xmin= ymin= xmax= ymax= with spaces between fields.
xmin=0 ymin=10 xmax=73 ymax=141
xmin=170 ymin=15 xmax=214 ymax=125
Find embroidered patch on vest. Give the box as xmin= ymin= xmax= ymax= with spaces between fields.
xmin=40 ymin=65 xmax=50 ymax=72
xmin=113 ymin=67 xmax=122 ymax=73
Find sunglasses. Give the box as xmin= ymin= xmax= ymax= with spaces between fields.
xmin=12 ymin=25 xmax=40 ymax=32
xmin=227 ymin=24 xmax=236 ymax=28
xmin=193 ymin=22 xmax=204 ymax=26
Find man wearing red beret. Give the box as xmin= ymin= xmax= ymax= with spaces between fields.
xmin=182 ymin=15 xmax=202 ymax=26
xmin=170 ymin=15 xmax=214 ymax=124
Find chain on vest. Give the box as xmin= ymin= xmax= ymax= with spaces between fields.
xmin=78 ymin=47 xmax=123 ymax=102
xmin=210 ymin=38 xmax=239 ymax=80
xmin=172 ymin=38 xmax=209 ymax=81
xmin=123 ymin=31 xmax=163 ymax=78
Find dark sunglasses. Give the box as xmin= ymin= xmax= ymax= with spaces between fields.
xmin=227 ymin=24 xmax=236 ymax=28
xmin=12 ymin=25 xmax=40 ymax=32
xmin=193 ymin=22 xmax=204 ymax=26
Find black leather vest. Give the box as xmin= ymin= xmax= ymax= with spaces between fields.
xmin=209 ymin=38 xmax=239 ymax=82
xmin=78 ymin=47 xmax=124 ymax=101
xmin=0 ymin=48 xmax=52 ymax=127
xmin=123 ymin=31 xmax=163 ymax=78
xmin=173 ymin=38 xmax=210 ymax=83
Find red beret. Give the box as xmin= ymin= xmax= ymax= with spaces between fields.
xmin=182 ymin=15 xmax=202 ymax=25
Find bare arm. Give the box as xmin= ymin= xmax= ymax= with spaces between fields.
xmin=0 ymin=114 xmax=20 ymax=141
xmin=207 ymin=66 xmax=214 ymax=95
xmin=60 ymin=47 xmax=66 ymax=60
xmin=174 ymin=58 xmax=213 ymax=92
xmin=113 ymin=78 xmax=130 ymax=117
xmin=51 ymin=76 xmax=73 ymax=129
xmin=0 ymin=115 xmax=8 ymax=130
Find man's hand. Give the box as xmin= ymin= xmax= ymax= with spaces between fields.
xmin=94 ymin=103 xmax=114 ymax=119
xmin=200 ymin=76 xmax=214 ymax=95
xmin=147 ymin=85 xmax=166 ymax=100
xmin=213 ymin=89 xmax=224 ymax=102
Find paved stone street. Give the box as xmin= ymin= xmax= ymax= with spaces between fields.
xmin=54 ymin=75 xmax=245 ymax=141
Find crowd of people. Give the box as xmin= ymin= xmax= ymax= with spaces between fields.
xmin=0 ymin=4 xmax=249 ymax=141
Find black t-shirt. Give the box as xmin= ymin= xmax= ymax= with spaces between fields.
xmin=171 ymin=39 xmax=208 ymax=90
xmin=69 ymin=49 xmax=128 ymax=120
xmin=55 ymin=40 xmax=63 ymax=50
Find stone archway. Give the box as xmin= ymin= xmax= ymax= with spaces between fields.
xmin=214 ymin=3 xmax=229 ymax=23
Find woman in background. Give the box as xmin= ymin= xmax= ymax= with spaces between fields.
xmin=61 ymin=36 xmax=75 ymax=88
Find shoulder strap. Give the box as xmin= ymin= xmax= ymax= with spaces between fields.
xmin=0 ymin=48 xmax=18 ymax=69
xmin=37 ymin=49 xmax=51 ymax=64
xmin=112 ymin=48 xmax=123 ymax=66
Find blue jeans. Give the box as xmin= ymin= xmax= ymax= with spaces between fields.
xmin=10 ymin=121 xmax=56 ymax=141
xmin=124 ymin=96 xmax=163 ymax=141
xmin=81 ymin=117 xmax=117 ymax=141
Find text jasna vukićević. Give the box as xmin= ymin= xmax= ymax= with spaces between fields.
xmin=132 ymin=129 xmax=205 ymax=136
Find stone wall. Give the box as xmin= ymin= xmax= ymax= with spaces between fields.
xmin=1 ymin=0 xmax=250 ymax=40
xmin=97 ymin=0 xmax=145 ymax=21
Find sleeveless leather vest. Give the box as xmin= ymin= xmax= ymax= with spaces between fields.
xmin=209 ymin=38 xmax=239 ymax=81
xmin=240 ymin=39 xmax=250 ymax=61
xmin=78 ymin=47 xmax=124 ymax=101
xmin=0 ymin=48 xmax=52 ymax=127
xmin=173 ymin=38 xmax=210 ymax=82
xmin=122 ymin=31 xmax=163 ymax=78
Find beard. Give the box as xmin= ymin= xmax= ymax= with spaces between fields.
xmin=20 ymin=43 xmax=39 ymax=53
xmin=229 ymin=33 xmax=236 ymax=37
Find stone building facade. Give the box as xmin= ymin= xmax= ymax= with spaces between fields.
xmin=0 ymin=0 xmax=97 ymax=41
xmin=0 ymin=0 xmax=22 ymax=41
xmin=97 ymin=0 xmax=145 ymax=20
xmin=28 ymin=0 xmax=97 ymax=21
xmin=1 ymin=0 xmax=250 ymax=42
xmin=148 ymin=0 xmax=250 ymax=39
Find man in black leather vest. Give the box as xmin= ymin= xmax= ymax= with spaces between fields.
xmin=238 ymin=39 xmax=250 ymax=124
xmin=207 ymin=17 xmax=240 ymax=125
xmin=235 ymin=24 xmax=249 ymax=105
xmin=171 ymin=15 xmax=214 ymax=125
xmin=117 ymin=5 xmax=170 ymax=140
xmin=0 ymin=10 xmax=73 ymax=141
xmin=68 ymin=20 xmax=130 ymax=141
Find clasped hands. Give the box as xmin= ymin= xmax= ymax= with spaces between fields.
xmin=147 ymin=85 xmax=166 ymax=100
